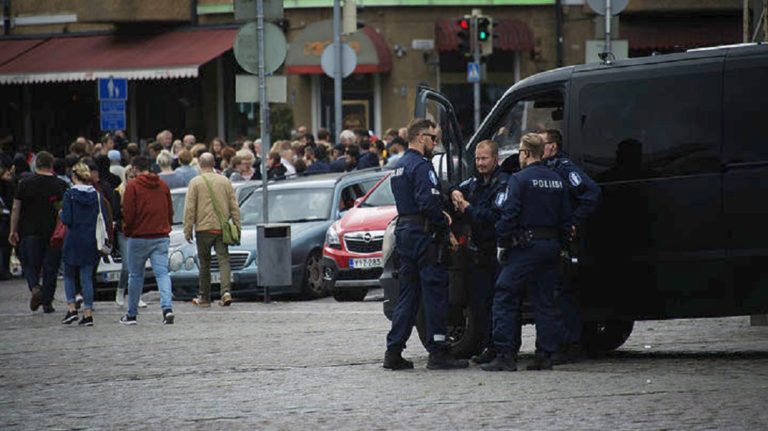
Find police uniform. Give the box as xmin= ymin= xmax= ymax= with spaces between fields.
xmin=386 ymin=148 xmax=455 ymax=362
xmin=490 ymin=160 xmax=572 ymax=367
xmin=452 ymin=167 xmax=508 ymax=351
xmin=545 ymin=150 xmax=601 ymax=349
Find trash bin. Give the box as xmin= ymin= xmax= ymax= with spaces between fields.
xmin=257 ymin=224 xmax=292 ymax=288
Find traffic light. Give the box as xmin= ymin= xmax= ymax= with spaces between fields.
xmin=477 ymin=16 xmax=493 ymax=57
xmin=456 ymin=17 xmax=471 ymax=57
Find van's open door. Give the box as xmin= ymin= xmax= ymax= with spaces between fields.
xmin=414 ymin=85 xmax=465 ymax=183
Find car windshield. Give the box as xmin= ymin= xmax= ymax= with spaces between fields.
xmin=360 ymin=175 xmax=394 ymax=207
xmin=240 ymin=188 xmax=334 ymax=225
xmin=171 ymin=191 xmax=186 ymax=225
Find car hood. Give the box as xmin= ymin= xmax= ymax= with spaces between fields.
xmin=239 ymin=220 xmax=330 ymax=247
xmin=339 ymin=205 xmax=397 ymax=233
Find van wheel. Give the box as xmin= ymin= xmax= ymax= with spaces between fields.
xmin=333 ymin=288 xmax=368 ymax=302
xmin=302 ymin=251 xmax=327 ymax=299
xmin=415 ymin=304 xmax=483 ymax=359
xmin=581 ymin=320 xmax=634 ymax=355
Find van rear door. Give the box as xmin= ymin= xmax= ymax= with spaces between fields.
xmin=723 ymin=45 xmax=768 ymax=315
xmin=414 ymin=86 xmax=465 ymax=183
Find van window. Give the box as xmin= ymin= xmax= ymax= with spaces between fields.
xmin=490 ymin=91 xmax=564 ymax=162
xmin=577 ymin=65 xmax=722 ymax=181
xmin=724 ymin=52 xmax=768 ymax=162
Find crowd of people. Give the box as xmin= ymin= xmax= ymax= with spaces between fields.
xmin=1 ymin=124 xmax=409 ymax=326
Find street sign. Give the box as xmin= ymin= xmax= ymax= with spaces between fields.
xmin=99 ymin=100 xmax=126 ymax=131
xmin=98 ymin=77 xmax=127 ymax=100
xmin=467 ymin=62 xmax=480 ymax=83
xmin=234 ymin=0 xmax=284 ymax=21
xmin=236 ymin=74 xmax=287 ymax=103
xmin=234 ymin=22 xmax=287 ymax=75
xmin=586 ymin=0 xmax=629 ymax=16
xmin=320 ymin=42 xmax=357 ymax=79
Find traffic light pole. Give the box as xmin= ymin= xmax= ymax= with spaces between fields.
xmin=471 ymin=10 xmax=481 ymax=133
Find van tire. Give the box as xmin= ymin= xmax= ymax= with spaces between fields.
xmin=581 ymin=320 xmax=634 ymax=355
xmin=415 ymin=304 xmax=484 ymax=359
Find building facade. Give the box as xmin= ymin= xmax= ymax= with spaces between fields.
xmin=0 ymin=0 xmax=744 ymax=153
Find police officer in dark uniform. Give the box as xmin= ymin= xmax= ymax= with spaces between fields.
xmin=449 ymin=139 xmax=508 ymax=364
xmin=482 ymin=133 xmax=572 ymax=372
xmin=383 ymin=118 xmax=468 ymax=371
xmin=541 ymin=129 xmax=601 ymax=362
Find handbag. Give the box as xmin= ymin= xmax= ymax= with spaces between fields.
xmin=95 ymin=192 xmax=112 ymax=255
xmin=50 ymin=213 xmax=67 ymax=249
xmin=201 ymin=175 xmax=240 ymax=246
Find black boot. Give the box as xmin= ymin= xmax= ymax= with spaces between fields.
xmin=427 ymin=350 xmax=469 ymax=370
xmin=480 ymin=352 xmax=517 ymax=372
xmin=526 ymin=352 xmax=554 ymax=371
xmin=383 ymin=350 xmax=414 ymax=370
xmin=471 ymin=347 xmax=497 ymax=364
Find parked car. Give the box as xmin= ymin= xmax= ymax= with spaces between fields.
xmin=169 ymin=169 xmax=387 ymax=300
xmin=322 ymin=173 xmax=396 ymax=301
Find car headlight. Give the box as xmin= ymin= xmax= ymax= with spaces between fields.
xmin=169 ymin=250 xmax=183 ymax=272
xmin=184 ymin=256 xmax=196 ymax=271
xmin=325 ymin=225 xmax=341 ymax=249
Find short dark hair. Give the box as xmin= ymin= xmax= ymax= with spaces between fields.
xmin=317 ymin=128 xmax=331 ymax=141
xmin=35 ymin=151 xmax=54 ymax=169
xmin=132 ymin=155 xmax=151 ymax=172
xmin=543 ymin=129 xmax=562 ymax=149
xmin=406 ymin=118 xmax=436 ymax=143
xmin=346 ymin=144 xmax=360 ymax=160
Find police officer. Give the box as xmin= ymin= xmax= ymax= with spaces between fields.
xmin=541 ymin=129 xmax=601 ymax=362
xmin=383 ymin=118 xmax=468 ymax=370
xmin=450 ymin=139 xmax=508 ymax=364
xmin=482 ymin=133 xmax=572 ymax=372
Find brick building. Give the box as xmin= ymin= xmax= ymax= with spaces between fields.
xmin=0 ymin=0 xmax=744 ymax=153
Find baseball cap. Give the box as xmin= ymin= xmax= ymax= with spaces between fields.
xmin=107 ymin=150 xmax=121 ymax=162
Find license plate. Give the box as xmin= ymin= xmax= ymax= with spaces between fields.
xmin=211 ymin=273 xmax=223 ymax=283
xmin=350 ymin=257 xmax=382 ymax=269
xmin=106 ymin=272 xmax=120 ymax=282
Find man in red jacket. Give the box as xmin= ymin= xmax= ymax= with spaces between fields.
xmin=120 ymin=155 xmax=175 ymax=325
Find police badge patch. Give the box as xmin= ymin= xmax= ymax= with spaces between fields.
xmin=495 ymin=191 xmax=507 ymax=207
xmin=429 ymin=170 xmax=439 ymax=185
xmin=568 ymin=171 xmax=582 ymax=187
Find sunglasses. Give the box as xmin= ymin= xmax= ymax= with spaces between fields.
xmin=420 ymin=133 xmax=437 ymax=142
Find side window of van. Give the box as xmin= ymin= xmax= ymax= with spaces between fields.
xmin=724 ymin=52 xmax=768 ymax=163
xmin=490 ymin=91 xmax=564 ymax=162
xmin=577 ymin=62 xmax=722 ymax=182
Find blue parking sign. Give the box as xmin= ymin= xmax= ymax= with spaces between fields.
xmin=98 ymin=78 xmax=127 ymax=100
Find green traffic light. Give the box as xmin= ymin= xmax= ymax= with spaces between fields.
xmin=479 ymin=31 xmax=488 ymax=40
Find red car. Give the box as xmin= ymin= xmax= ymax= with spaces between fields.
xmin=322 ymin=173 xmax=396 ymax=301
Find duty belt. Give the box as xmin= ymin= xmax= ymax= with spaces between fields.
xmin=398 ymin=214 xmax=427 ymax=225
xmin=526 ymin=227 xmax=559 ymax=241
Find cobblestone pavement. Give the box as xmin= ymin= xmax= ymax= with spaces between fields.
xmin=1 ymin=278 xmax=767 ymax=430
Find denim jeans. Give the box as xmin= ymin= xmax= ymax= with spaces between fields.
xmin=18 ymin=235 xmax=61 ymax=306
xmin=126 ymin=237 xmax=172 ymax=318
xmin=64 ymin=264 xmax=94 ymax=310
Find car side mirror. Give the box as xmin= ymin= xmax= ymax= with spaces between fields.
xmin=354 ymin=197 xmax=364 ymax=207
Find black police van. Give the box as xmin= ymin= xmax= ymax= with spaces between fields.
xmin=380 ymin=43 xmax=768 ymax=358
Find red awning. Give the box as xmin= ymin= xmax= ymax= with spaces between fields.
xmin=0 ymin=28 xmax=238 ymax=84
xmin=621 ymin=20 xmax=741 ymax=51
xmin=0 ymin=39 xmax=47 ymax=67
xmin=436 ymin=18 xmax=534 ymax=53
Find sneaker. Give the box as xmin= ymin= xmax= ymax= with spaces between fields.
xmin=115 ymin=288 xmax=125 ymax=307
xmin=162 ymin=309 xmax=175 ymax=325
xmin=78 ymin=316 xmax=94 ymax=326
xmin=426 ymin=350 xmax=469 ymax=370
xmin=30 ymin=286 xmax=43 ymax=311
xmin=119 ymin=315 xmax=138 ymax=326
xmin=526 ymin=353 xmax=554 ymax=371
xmin=219 ymin=292 xmax=233 ymax=307
xmin=138 ymin=298 xmax=148 ymax=308
xmin=192 ymin=297 xmax=211 ymax=308
xmin=383 ymin=350 xmax=414 ymax=370
xmin=471 ymin=347 xmax=497 ymax=364
xmin=75 ymin=294 xmax=84 ymax=310
xmin=61 ymin=310 xmax=78 ymax=325
xmin=42 ymin=304 xmax=56 ymax=314
xmin=480 ymin=353 xmax=518 ymax=372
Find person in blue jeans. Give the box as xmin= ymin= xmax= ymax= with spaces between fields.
xmin=60 ymin=163 xmax=107 ymax=326
xmin=120 ymin=156 xmax=174 ymax=325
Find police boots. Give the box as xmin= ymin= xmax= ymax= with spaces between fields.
xmin=383 ymin=350 xmax=414 ymax=370
xmin=426 ymin=350 xmax=469 ymax=370
xmin=480 ymin=352 xmax=517 ymax=372
xmin=526 ymin=352 xmax=554 ymax=371
xmin=471 ymin=346 xmax=497 ymax=364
